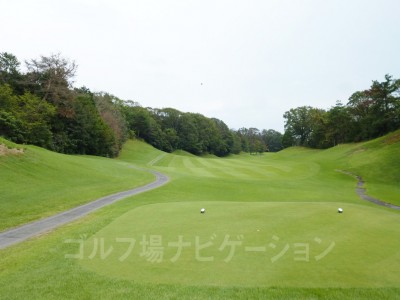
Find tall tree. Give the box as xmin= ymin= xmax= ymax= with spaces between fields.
xmin=25 ymin=53 xmax=77 ymax=118
xmin=261 ymin=129 xmax=283 ymax=152
xmin=368 ymin=75 xmax=400 ymax=136
xmin=177 ymin=113 xmax=201 ymax=154
xmin=283 ymin=106 xmax=313 ymax=146
xmin=93 ymin=92 xmax=128 ymax=151
xmin=0 ymin=84 xmax=55 ymax=147
xmin=347 ymin=75 xmax=400 ymax=140
xmin=325 ymin=101 xmax=353 ymax=145
xmin=283 ymin=106 xmax=329 ymax=148
xmin=211 ymin=118 xmax=234 ymax=156
xmin=307 ymin=108 xmax=328 ymax=148
xmin=230 ymin=130 xmax=242 ymax=154
xmin=122 ymin=105 xmax=170 ymax=151
xmin=0 ymin=52 xmax=23 ymax=94
xmin=152 ymin=107 xmax=182 ymax=132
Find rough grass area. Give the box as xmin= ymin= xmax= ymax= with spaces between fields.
xmin=0 ymin=144 xmax=24 ymax=156
xmin=0 ymin=138 xmax=24 ymax=156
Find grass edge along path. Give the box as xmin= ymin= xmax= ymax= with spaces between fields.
xmin=0 ymin=169 xmax=168 ymax=249
xmin=0 ymin=139 xmax=159 ymax=231
xmin=336 ymin=169 xmax=400 ymax=210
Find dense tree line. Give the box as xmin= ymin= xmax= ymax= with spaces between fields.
xmin=283 ymin=75 xmax=400 ymax=148
xmin=0 ymin=52 xmax=282 ymax=157
xmin=122 ymin=105 xmax=235 ymax=155
xmin=120 ymin=104 xmax=283 ymax=156
xmin=0 ymin=53 xmax=127 ymax=157
xmin=7 ymin=53 xmax=396 ymax=156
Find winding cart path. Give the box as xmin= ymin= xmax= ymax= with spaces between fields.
xmin=0 ymin=169 xmax=169 ymax=250
xmin=337 ymin=169 xmax=400 ymax=210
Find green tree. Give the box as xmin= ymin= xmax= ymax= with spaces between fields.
xmin=25 ymin=53 xmax=76 ymax=118
xmin=177 ymin=113 xmax=201 ymax=154
xmin=325 ymin=101 xmax=354 ymax=145
xmin=307 ymin=108 xmax=329 ymax=148
xmin=93 ymin=92 xmax=128 ymax=151
xmin=233 ymin=127 xmax=266 ymax=154
xmin=236 ymin=128 xmax=250 ymax=152
xmin=60 ymin=93 xmax=116 ymax=156
xmin=367 ymin=75 xmax=400 ymax=136
xmin=122 ymin=105 xmax=170 ymax=151
xmin=211 ymin=118 xmax=234 ymax=156
xmin=347 ymin=90 xmax=376 ymax=140
xmin=0 ymin=111 xmax=24 ymax=142
xmin=284 ymin=106 xmax=330 ymax=148
xmin=261 ymin=129 xmax=283 ymax=152
xmin=0 ymin=52 xmax=22 ymax=93
xmin=248 ymin=128 xmax=261 ymax=154
xmin=283 ymin=106 xmax=314 ymax=146
xmin=347 ymin=75 xmax=400 ymax=140
xmin=152 ymin=107 xmax=182 ymax=132
xmin=0 ymin=84 xmax=55 ymax=147
xmin=0 ymin=83 xmax=16 ymax=111
xmin=230 ymin=130 xmax=242 ymax=154
xmin=16 ymin=92 xmax=55 ymax=147
xmin=164 ymin=128 xmax=179 ymax=150
xmin=282 ymin=128 xmax=296 ymax=148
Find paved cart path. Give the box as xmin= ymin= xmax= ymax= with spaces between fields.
xmin=0 ymin=169 xmax=169 ymax=250
xmin=336 ymin=169 xmax=400 ymax=210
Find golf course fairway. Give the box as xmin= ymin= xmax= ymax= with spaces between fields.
xmin=0 ymin=130 xmax=399 ymax=299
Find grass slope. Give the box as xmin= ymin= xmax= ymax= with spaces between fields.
xmin=0 ymin=138 xmax=154 ymax=231
xmin=333 ymin=131 xmax=400 ymax=203
xmin=0 ymin=132 xmax=399 ymax=299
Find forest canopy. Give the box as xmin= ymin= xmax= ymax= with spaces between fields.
xmin=1 ymin=52 xmax=399 ymax=157
xmin=0 ymin=52 xmax=280 ymax=157
xmin=283 ymin=75 xmax=400 ymax=148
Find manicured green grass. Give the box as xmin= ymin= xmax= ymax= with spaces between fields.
xmin=341 ymin=132 xmax=400 ymax=204
xmin=0 ymin=195 xmax=399 ymax=299
xmin=0 ymin=140 xmax=154 ymax=231
xmin=81 ymin=201 xmax=400 ymax=288
xmin=0 ymin=132 xmax=399 ymax=299
xmin=297 ymin=131 xmax=400 ymax=205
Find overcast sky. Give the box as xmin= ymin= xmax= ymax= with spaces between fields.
xmin=2 ymin=0 xmax=400 ymax=132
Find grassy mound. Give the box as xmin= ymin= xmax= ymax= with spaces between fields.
xmin=0 ymin=140 xmax=154 ymax=231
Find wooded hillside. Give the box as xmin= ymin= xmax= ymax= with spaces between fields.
xmin=1 ymin=52 xmax=399 ymax=156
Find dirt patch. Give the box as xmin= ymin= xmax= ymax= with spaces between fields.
xmin=0 ymin=144 xmax=24 ymax=156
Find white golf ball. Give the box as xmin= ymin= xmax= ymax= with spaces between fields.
xmin=200 ymin=208 xmax=205 ymax=213
xmin=338 ymin=208 xmax=343 ymax=213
